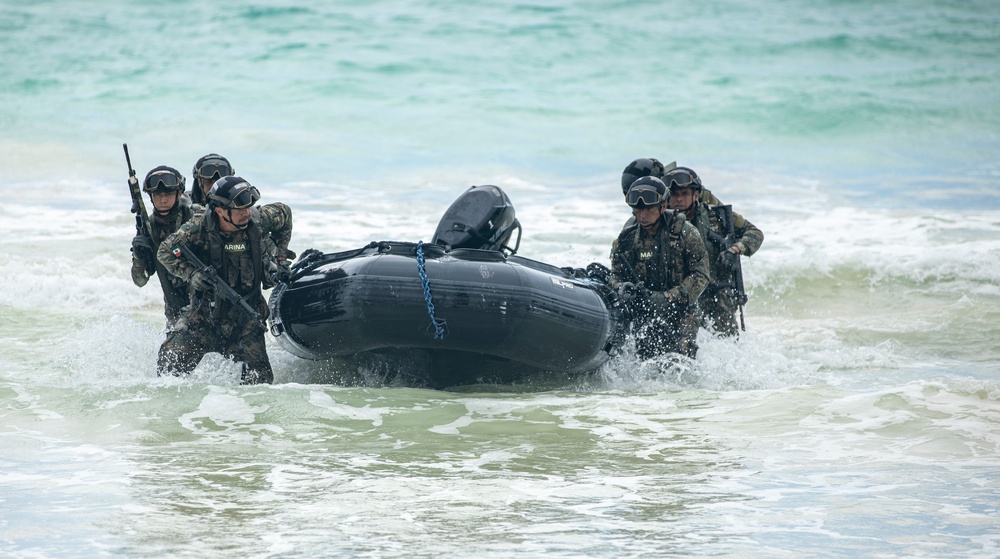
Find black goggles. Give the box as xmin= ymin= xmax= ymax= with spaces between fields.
xmin=143 ymin=172 xmax=184 ymax=192
xmin=227 ymin=185 xmax=260 ymax=209
xmin=196 ymin=162 xmax=232 ymax=180
xmin=664 ymin=171 xmax=701 ymax=190
xmin=626 ymin=185 xmax=665 ymax=207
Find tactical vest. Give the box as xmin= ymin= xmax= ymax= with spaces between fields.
xmin=614 ymin=210 xmax=687 ymax=291
xmin=208 ymin=218 xmax=264 ymax=314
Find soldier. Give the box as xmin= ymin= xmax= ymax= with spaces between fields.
xmin=130 ymin=165 xmax=202 ymax=328
xmin=610 ymin=176 xmax=710 ymax=359
xmin=155 ymin=176 xmax=293 ymax=384
xmin=665 ymin=166 xmax=763 ymax=337
xmin=190 ymin=153 xmax=234 ymax=206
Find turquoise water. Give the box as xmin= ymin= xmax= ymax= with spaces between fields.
xmin=2 ymin=1 xmax=999 ymax=558
xmin=4 ymin=1 xmax=999 ymax=196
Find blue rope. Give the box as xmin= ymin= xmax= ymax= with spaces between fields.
xmin=416 ymin=241 xmax=446 ymax=340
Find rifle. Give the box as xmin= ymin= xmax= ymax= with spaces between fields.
xmin=706 ymin=204 xmax=747 ymax=330
xmin=124 ymin=143 xmax=156 ymax=274
xmin=178 ymin=244 xmax=267 ymax=332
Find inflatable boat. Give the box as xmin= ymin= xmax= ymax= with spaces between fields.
xmin=268 ymin=185 xmax=626 ymax=388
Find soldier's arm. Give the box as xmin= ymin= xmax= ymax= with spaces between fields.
xmin=156 ymin=218 xmax=200 ymax=282
xmin=667 ymin=223 xmax=710 ymax=305
xmin=732 ymin=211 xmax=764 ymax=256
xmin=260 ymin=233 xmax=290 ymax=290
xmin=257 ymin=202 xmax=294 ymax=260
xmin=130 ymin=257 xmax=150 ymax=287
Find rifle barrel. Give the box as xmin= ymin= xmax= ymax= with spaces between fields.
xmin=124 ymin=143 xmax=156 ymax=273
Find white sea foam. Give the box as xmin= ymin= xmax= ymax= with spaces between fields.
xmin=2 ymin=171 xmax=997 ymax=395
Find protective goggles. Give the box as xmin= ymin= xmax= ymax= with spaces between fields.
xmin=664 ymin=170 xmax=702 ymax=190
xmin=626 ymin=185 xmax=666 ymax=207
xmin=226 ymin=185 xmax=260 ymax=209
xmin=196 ymin=162 xmax=232 ymax=180
xmin=143 ymin=172 xmax=185 ymax=192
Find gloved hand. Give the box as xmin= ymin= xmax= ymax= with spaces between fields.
xmin=131 ymin=234 xmax=153 ymax=254
xmin=718 ymin=246 xmax=740 ymax=269
xmin=271 ymin=260 xmax=291 ymax=284
xmin=189 ymin=270 xmax=213 ymax=293
xmin=619 ymin=281 xmax=650 ymax=319
xmin=615 ymin=281 xmax=636 ymax=302
xmin=131 ymin=234 xmax=155 ymax=275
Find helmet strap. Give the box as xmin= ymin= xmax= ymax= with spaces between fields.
xmin=221 ymin=208 xmax=250 ymax=230
xmin=199 ymin=177 xmax=214 ymax=195
xmin=684 ymin=199 xmax=697 ymax=218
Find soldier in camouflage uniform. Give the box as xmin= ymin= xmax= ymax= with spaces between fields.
xmin=189 ymin=153 xmax=234 ymax=206
xmin=155 ymin=176 xmax=294 ymax=384
xmin=610 ymin=176 xmax=710 ymax=359
xmin=665 ymin=167 xmax=763 ymax=337
xmin=130 ymin=165 xmax=203 ymax=328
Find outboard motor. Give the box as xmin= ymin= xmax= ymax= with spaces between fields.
xmin=432 ymin=185 xmax=522 ymax=254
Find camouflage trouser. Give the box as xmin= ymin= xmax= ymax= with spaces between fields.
xmin=157 ymin=300 xmax=273 ymax=384
xmin=633 ymin=304 xmax=701 ymax=360
xmin=163 ymin=304 xmax=185 ymax=332
xmin=699 ymin=285 xmax=739 ymax=337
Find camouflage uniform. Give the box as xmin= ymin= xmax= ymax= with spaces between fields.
xmin=688 ymin=203 xmax=763 ymax=336
xmin=155 ymin=203 xmax=293 ymax=384
xmin=610 ymin=210 xmax=710 ymax=359
xmin=131 ymin=198 xmax=203 ymax=328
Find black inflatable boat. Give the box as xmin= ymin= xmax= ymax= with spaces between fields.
xmin=268 ymin=185 xmax=625 ymax=388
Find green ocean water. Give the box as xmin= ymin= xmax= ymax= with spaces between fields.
xmin=1 ymin=1 xmax=999 ymax=557
xmin=2 ymin=0 xmax=999 ymax=201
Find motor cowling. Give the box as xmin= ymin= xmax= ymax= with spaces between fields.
xmin=432 ymin=185 xmax=521 ymax=254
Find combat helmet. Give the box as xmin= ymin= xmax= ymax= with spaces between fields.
xmin=143 ymin=165 xmax=186 ymax=193
xmin=663 ymin=166 xmax=702 ymax=191
xmin=625 ymin=176 xmax=669 ymax=208
xmin=193 ymin=154 xmax=234 ymax=185
xmin=621 ymin=158 xmax=679 ymax=195
xmin=207 ymin=176 xmax=260 ymax=210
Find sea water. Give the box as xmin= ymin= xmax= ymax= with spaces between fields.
xmin=1 ymin=1 xmax=999 ymax=557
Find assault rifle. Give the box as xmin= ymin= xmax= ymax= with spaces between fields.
xmin=706 ymin=204 xmax=747 ymax=330
xmin=178 ymin=244 xmax=267 ymax=332
xmin=124 ymin=143 xmax=156 ymax=274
